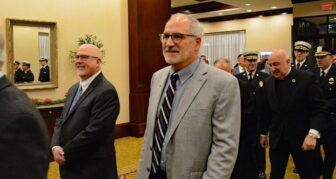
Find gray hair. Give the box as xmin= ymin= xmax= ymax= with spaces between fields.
xmin=168 ymin=13 xmax=204 ymax=37
xmin=214 ymin=58 xmax=231 ymax=66
xmin=0 ymin=33 xmax=5 ymax=63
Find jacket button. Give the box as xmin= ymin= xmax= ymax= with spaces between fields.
xmin=150 ymin=146 xmax=153 ymax=151
xmin=147 ymin=168 xmax=150 ymax=172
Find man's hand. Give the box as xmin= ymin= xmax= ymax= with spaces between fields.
xmin=302 ymin=134 xmax=317 ymax=151
xmin=260 ymin=135 xmax=269 ymax=148
xmin=52 ymin=146 xmax=66 ymax=166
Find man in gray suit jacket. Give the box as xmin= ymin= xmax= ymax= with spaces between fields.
xmin=137 ymin=13 xmax=241 ymax=179
xmin=0 ymin=33 xmax=49 ymax=179
xmin=51 ymin=44 xmax=120 ymax=179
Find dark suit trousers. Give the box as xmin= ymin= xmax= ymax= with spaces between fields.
xmin=149 ymin=170 xmax=166 ymax=179
xmin=322 ymin=130 xmax=336 ymax=179
xmin=60 ymin=155 xmax=117 ymax=179
xmin=269 ymin=139 xmax=322 ymax=179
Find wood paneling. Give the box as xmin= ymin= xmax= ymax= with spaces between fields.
xmin=128 ymin=0 xmax=171 ymax=137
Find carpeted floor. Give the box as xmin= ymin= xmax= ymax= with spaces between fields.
xmin=48 ymin=137 xmax=334 ymax=179
xmin=47 ymin=137 xmax=143 ymax=179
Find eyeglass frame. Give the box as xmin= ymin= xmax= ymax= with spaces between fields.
xmin=74 ymin=55 xmax=100 ymax=61
xmin=159 ymin=33 xmax=197 ymax=44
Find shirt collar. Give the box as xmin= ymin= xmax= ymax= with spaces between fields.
xmin=295 ymin=59 xmax=306 ymax=65
xmin=79 ymin=71 xmax=101 ymax=93
xmin=169 ymin=59 xmax=200 ymax=85
xmin=239 ymin=65 xmax=245 ymax=72
xmin=321 ymin=64 xmax=332 ymax=75
xmin=283 ymin=67 xmax=292 ymax=80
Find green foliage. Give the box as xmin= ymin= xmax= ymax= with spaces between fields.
xmin=69 ymin=34 xmax=105 ymax=59
xmin=78 ymin=34 xmax=104 ymax=48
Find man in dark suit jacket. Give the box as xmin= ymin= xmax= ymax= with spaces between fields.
xmin=233 ymin=51 xmax=269 ymax=179
xmin=260 ymin=49 xmax=327 ymax=179
xmin=313 ymin=46 xmax=336 ymax=179
xmin=0 ymin=33 xmax=49 ymax=179
xmin=38 ymin=58 xmax=50 ymax=82
xmin=291 ymin=41 xmax=316 ymax=71
xmin=13 ymin=60 xmax=24 ymax=83
xmin=22 ymin=61 xmax=34 ymax=83
xmin=51 ymin=44 xmax=120 ymax=179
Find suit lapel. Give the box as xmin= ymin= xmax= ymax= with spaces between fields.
xmin=165 ymin=62 xmax=207 ymax=143
xmin=64 ymin=84 xmax=78 ymax=116
xmin=64 ymin=73 xmax=103 ymax=121
xmin=148 ymin=68 xmax=170 ymax=129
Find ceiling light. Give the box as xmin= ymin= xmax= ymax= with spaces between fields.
xmin=271 ymin=6 xmax=277 ymax=9
xmin=218 ymin=12 xmax=223 ymax=15
xmin=247 ymin=9 xmax=252 ymax=12
xmin=245 ymin=3 xmax=251 ymax=6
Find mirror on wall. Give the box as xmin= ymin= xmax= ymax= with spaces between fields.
xmin=6 ymin=18 xmax=58 ymax=90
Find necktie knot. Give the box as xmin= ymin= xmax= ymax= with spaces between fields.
xmin=321 ymin=71 xmax=325 ymax=77
xmin=248 ymin=73 xmax=253 ymax=80
xmin=170 ymin=73 xmax=179 ymax=88
xmin=296 ymin=62 xmax=301 ymax=69
xmin=70 ymin=85 xmax=83 ymax=111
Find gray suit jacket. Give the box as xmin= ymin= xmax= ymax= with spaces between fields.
xmin=137 ymin=61 xmax=241 ymax=179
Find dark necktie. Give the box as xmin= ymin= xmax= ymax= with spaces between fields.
xmin=248 ymin=73 xmax=253 ymax=81
xmin=296 ymin=62 xmax=301 ymax=69
xmin=70 ymin=85 xmax=82 ymax=111
xmin=320 ymin=71 xmax=326 ymax=83
xmin=151 ymin=73 xmax=179 ymax=174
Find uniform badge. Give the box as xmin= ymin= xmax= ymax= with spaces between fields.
xmin=292 ymin=79 xmax=296 ymax=83
xmin=329 ymin=77 xmax=334 ymax=85
xmin=259 ymin=81 xmax=263 ymax=87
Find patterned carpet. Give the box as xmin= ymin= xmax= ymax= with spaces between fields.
xmin=47 ymin=137 xmax=333 ymax=179
xmin=47 ymin=137 xmax=143 ymax=179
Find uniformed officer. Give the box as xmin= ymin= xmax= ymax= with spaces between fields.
xmin=313 ymin=46 xmax=336 ymax=179
xmin=292 ymin=41 xmax=316 ymax=71
xmin=13 ymin=60 xmax=23 ymax=83
xmin=231 ymin=51 xmax=269 ymax=179
xmin=38 ymin=58 xmax=50 ymax=82
xmin=22 ymin=61 xmax=34 ymax=83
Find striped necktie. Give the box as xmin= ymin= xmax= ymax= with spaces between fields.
xmin=151 ymin=72 xmax=179 ymax=174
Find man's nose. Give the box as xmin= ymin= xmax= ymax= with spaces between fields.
xmin=165 ymin=37 xmax=175 ymax=46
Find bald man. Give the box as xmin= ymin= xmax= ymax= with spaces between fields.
xmin=214 ymin=58 xmax=233 ymax=73
xmin=260 ymin=49 xmax=327 ymax=179
xmin=51 ymin=44 xmax=120 ymax=179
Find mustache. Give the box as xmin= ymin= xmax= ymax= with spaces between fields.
xmin=164 ymin=47 xmax=179 ymax=53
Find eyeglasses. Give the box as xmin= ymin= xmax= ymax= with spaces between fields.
xmin=159 ymin=33 xmax=196 ymax=44
xmin=75 ymin=55 xmax=99 ymax=61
